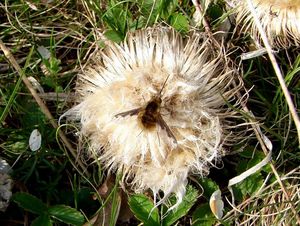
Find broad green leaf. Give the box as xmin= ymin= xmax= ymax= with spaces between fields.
xmin=236 ymin=153 xmax=266 ymax=172
xmin=162 ymin=185 xmax=198 ymax=226
xmin=235 ymin=152 xmax=266 ymax=197
xmin=239 ymin=148 xmax=256 ymax=158
xmin=169 ymin=13 xmax=189 ymax=32
xmin=104 ymin=30 xmax=124 ymax=43
xmin=192 ymin=203 xmax=217 ymax=226
xmin=199 ymin=178 xmax=219 ymax=199
xmin=128 ymin=194 xmax=160 ymax=226
xmin=235 ymin=172 xmax=263 ymax=197
xmin=12 ymin=192 xmax=48 ymax=215
xmin=31 ymin=214 xmax=52 ymax=226
xmin=48 ymin=205 xmax=85 ymax=226
xmin=157 ymin=0 xmax=177 ymax=19
xmin=206 ymin=2 xmax=224 ymax=23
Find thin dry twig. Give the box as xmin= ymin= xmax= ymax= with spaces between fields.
xmin=191 ymin=0 xmax=211 ymax=34
xmin=246 ymin=0 xmax=300 ymax=146
xmin=191 ymin=0 xmax=222 ymax=48
xmin=0 ymin=39 xmax=88 ymax=176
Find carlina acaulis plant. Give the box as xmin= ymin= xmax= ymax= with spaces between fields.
xmin=234 ymin=0 xmax=300 ymax=48
xmin=61 ymin=26 xmax=248 ymax=209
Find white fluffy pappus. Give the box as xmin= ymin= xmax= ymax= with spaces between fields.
xmin=234 ymin=0 xmax=300 ymax=48
xmin=62 ymin=27 xmax=246 ymax=208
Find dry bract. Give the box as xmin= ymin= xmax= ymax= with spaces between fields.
xmin=234 ymin=0 xmax=300 ymax=48
xmin=62 ymin=27 xmax=247 ymax=208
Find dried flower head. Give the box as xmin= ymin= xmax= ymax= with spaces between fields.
xmin=63 ymin=27 xmax=246 ymax=208
xmin=234 ymin=0 xmax=300 ymax=48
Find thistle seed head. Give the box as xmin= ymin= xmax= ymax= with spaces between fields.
xmin=234 ymin=0 xmax=300 ymax=48
xmin=63 ymin=26 xmax=246 ymax=208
